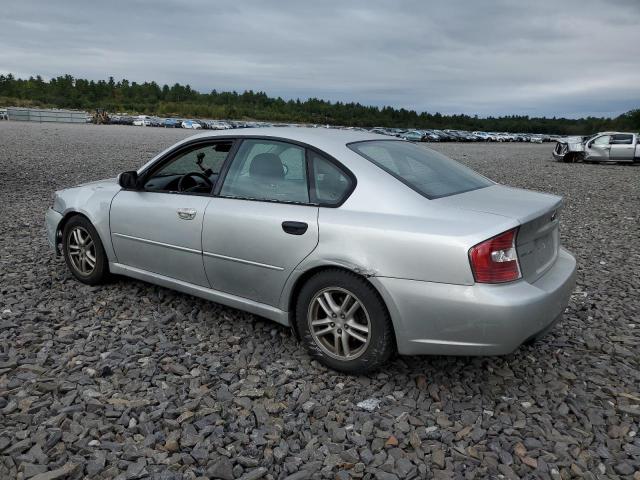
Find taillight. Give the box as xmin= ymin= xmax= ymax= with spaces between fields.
xmin=469 ymin=228 xmax=521 ymax=283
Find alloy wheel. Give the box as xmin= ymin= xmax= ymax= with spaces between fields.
xmin=307 ymin=287 xmax=371 ymax=360
xmin=67 ymin=226 xmax=96 ymax=275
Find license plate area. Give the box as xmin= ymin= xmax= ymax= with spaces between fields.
xmin=533 ymin=230 xmax=558 ymax=275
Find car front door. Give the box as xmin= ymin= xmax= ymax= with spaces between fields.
xmin=585 ymin=135 xmax=611 ymax=161
xmin=609 ymin=134 xmax=635 ymax=161
xmin=202 ymin=138 xmax=319 ymax=306
xmin=109 ymin=140 xmax=234 ymax=286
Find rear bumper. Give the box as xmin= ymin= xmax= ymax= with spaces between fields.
xmin=45 ymin=208 xmax=63 ymax=254
xmin=372 ymin=247 xmax=577 ymax=356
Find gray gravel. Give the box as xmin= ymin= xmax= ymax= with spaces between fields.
xmin=1 ymin=121 xmax=639 ymax=479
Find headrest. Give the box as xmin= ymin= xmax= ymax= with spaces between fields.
xmin=249 ymin=153 xmax=285 ymax=180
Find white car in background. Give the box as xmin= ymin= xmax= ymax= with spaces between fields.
xmin=497 ymin=133 xmax=515 ymax=142
xmin=133 ymin=115 xmax=151 ymax=127
xmin=182 ymin=120 xmax=203 ymax=129
xmin=472 ymin=132 xmax=491 ymax=141
xmin=553 ymin=132 xmax=640 ymax=163
xmin=211 ymin=121 xmax=233 ymax=130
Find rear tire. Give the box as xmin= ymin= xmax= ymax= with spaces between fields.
xmin=295 ymin=269 xmax=394 ymax=374
xmin=62 ymin=215 xmax=109 ymax=285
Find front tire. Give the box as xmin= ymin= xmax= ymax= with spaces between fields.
xmin=295 ymin=269 xmax=394 ymax=374
xmin=62 ymin=216 xmax=109 ymax=285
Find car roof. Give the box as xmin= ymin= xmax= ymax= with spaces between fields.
xmin=139 ymin=127 xmax=402 ymax=174
xmin=186 ymin=127 xmax=389 ymax=149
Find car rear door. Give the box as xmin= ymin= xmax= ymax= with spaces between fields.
xmin=202 ymin=138 xmax=319 ymax=307
xmin=609 ymin=134 xmax=635 ymax=161
xmin=109 ymin=140 xmax=233 ymax=286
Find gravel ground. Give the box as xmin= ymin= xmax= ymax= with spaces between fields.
xmin=1 ymin=121 xmax=639 ymax=480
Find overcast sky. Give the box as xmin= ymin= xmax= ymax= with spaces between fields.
xmin=2 ymin=0 xmax=639 ymax=118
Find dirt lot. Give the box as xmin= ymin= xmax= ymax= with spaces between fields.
xmin=1 ymin=122 xmax=639 ymax=479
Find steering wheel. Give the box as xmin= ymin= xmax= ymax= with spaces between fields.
xmin=178 ymin=172 xmax=213 ymax=192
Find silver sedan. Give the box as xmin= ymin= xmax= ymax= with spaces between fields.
xmin=45 ymin=128 xmax=576 ymax=373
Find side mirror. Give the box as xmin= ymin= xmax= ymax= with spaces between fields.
xmin=118 ymin=171 xmax=139 ymax=189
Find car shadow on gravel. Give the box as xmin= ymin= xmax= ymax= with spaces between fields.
xmin=73 ymin=263 xmax=571 ymax=391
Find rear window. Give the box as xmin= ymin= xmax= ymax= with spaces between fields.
xmin=348 ymin=140 xmax=492 ymax=199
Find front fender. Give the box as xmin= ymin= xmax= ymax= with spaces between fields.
xmin=53 ymin=179 xmax=121 ymax=262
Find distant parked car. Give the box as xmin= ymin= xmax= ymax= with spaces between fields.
xmin=182 ymin=120 xmax=202 ymax=129
xmin=117 ymin=116 xmax=134 ymax=126
xmin=466 ymin=132 xmax=483 ymax=142
xmin=432 ymin=130 xmax=454 ymax=142
xmin=164 ymin=118 xmax=181 ymax=128
xmin=133 ymin=115 xmax=152 ymax=127
xmin=423 ymin=130 xmax=441 ymax=142
xmin=208 ymin=121 xmax=233 ymax=130
xmin=472 ymin=132 xmax=491 ymax=141
xmin=370 ymin=128 xmax=394 ymax=136
xmin=45 ymin=128 xmax=576 ymax=373
xmin=530 ymin=136 xmax=543 ymax=144
xmin=553 ymin=132 xmax=640 ymax=164
xmin=401 ymin=130 xmax=424 ymax=142
xmin=495 ymin=133 xmax=513 ymax=142
xmin=444 ymin=130 xmax=465 ymax=142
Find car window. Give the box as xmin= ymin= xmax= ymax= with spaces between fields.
xmin=220 ymin=139 xmax=309 ymax=203
xmin=591 ymin=135 xmax=611 ymax=146
xmin=348 ymin=140 xmax=492 ymax=199
xmin=611 ymin=134 xmax=633 ymax=145
xmin=144 ymin=141 xmax=232 ymax=193
xmin=357 ymin=145 xmax=400 ymax=173
xmin=310 ymin=152 xmax=352 ymax=205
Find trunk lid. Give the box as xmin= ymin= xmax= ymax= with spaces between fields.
xmin=436 ymin=185 xmax=563 ymax=282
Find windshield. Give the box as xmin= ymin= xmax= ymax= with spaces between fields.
xmin=348 ymin=140 xmax=493 ymax=199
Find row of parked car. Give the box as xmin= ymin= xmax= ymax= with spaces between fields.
xmin=102 ymin=114 xmax=559 ymax=142
xmin=370 ymin=128 xmax=557 ymax=143
xmin=108 ymin=115 xmax=237 ymax=130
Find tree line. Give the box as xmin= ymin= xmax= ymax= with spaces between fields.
xmin=1 ymin=73 xmax=638 ymax=135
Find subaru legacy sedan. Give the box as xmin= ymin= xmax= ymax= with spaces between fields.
xmin=45 ymin=128 xmax=576 ymax=373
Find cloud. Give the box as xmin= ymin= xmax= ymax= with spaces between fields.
xmin=1 ymin=0 xmax=639 ymax=117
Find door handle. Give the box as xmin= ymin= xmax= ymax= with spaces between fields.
xmin=282 ymin=221 xmax=308 ymax=235
xmin=177 ymin=208 xmax=197 ymax=220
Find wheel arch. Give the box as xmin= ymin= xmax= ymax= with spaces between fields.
xmin=53 ymin=211 xmax=85 ymax=254
xmin=57 ymin=211 xmax=111 ymax=261
xmin=57 ymin=210 xmax=91 ymax=237
xmin=285 ymin=264 xmax=398 ymax=351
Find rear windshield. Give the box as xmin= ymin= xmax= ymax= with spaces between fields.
xmin=348 ymin=140 xmax=492 ymax=199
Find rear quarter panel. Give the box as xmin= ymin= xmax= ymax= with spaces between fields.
xmin=279 ymin=153 xmax=518 ymax=311
xmin=309 ymin=207 xmax=513 ymax=285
